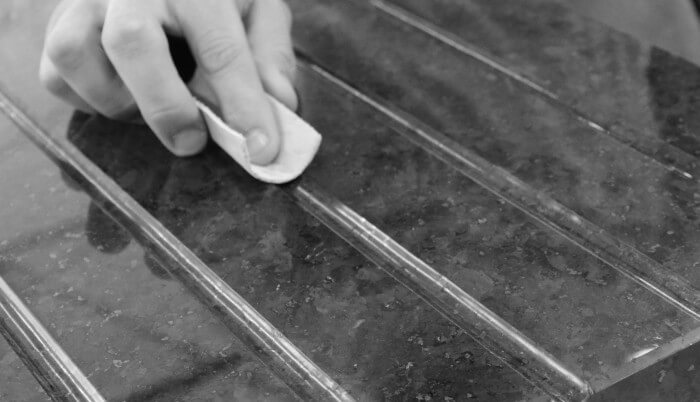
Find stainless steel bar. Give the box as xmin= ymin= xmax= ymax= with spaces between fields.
xmin=298 ymin=59 xmax=700 ymax=322
xmin=0 ymin=274 xmax=105 ymax=402
xmin=0 ymin=90 xmax=355 ymax=402
xmin=370 ymin=0 xmax=698 ymax=182
xmin=285 ymin=181 xmax=592 ymax=401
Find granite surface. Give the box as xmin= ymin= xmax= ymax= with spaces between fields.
xmin=2 ymin=0 xmax=700 ymax=400
xmin=0 ymin=114 xmax=298 ymax=401
xmin=291 ymin=0 xmax=700 ymax=296
xmin=382 ymin=0 xmax=700 ymax=175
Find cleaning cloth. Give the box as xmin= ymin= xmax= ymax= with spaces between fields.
xmin=196 ymin=96 xmax=321 ymax=184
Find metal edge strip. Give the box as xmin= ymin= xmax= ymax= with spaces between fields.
xmin=371 ymin=0 xmax=699 ymax=182
xmin=0 ymin=90 xmax=354 ymax=402
xmin=0 ymin=274 xmax=105 ymax=401
xmin=285 ymin=181 xmax=592 ymax=400
xmin=298 ymin=59 xmax=700 ymax=322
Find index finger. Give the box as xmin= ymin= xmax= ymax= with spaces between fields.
xmin=167 ymin=0 xmax=281 ymax=165
xmin=102 ymin=1 xmax=207 ymax=156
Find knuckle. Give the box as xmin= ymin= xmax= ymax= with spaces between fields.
xmin=46 ymin=32 xmax=87 ymax=71
xmin=102 ymin=17 xmax=150 ymax=57
xmin=197 ymin=32 xmax=247 ymax=75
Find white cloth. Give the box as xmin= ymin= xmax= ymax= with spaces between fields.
xmin=196 ymin=97 xmax=322 ymax=184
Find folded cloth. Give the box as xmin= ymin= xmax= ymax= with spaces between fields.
xmin=196 ymin=96 xmax=322 ymax=184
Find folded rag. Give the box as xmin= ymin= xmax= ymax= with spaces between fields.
xmin=196 ymin=96 xmax=322 ymax=184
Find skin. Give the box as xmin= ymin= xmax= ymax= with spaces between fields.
xmin=39 ymin=0 xmax=297 ymax=164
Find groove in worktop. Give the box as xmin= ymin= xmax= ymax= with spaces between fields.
xmin=0 ymin=273 xmax=105 ymax=402
xmin=371 ymin=0 xmax=698 ymax=182
xmin=286 ymin=181 xmax=592 ymax=401
xmin=299 ymin=60 xmax=700 ymax=323
xmin=0 ymin=90 xmax=355 ymax=402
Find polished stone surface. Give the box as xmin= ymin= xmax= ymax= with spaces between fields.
xmin=382 ymin=0 xmax=700 ymax=173
xmin=3 ymin=0 xmax=700 ymax=400
xmin=0 ymin=115 xmax=297 ymax=401
xmin=291 ymin=0 xmax=700 ymax=295
xmin=57 ymin=86 xmax=544 ymax=400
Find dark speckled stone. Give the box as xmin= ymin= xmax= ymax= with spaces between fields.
xmin=61 ymin=95 xmax=543 ymax=400
xmin=289 ymin=0 xmax=700 ymax=298
xmin=387 ymin=0 xmax=700 ymax=166
xmin=0 ymin=115 xmax=298 ymax=401
xmin=4 ymin=0 xmax=700 ymax=400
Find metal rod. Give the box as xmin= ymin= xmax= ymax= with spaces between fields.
xmin=285 ymin=181 xmax=592 ymax=401
xmin=299 ymin=59 xmax=700 ymax=322
xmin=0 ymin=90 xmax=354 ymax=402
xmin=371 ymin=0 xmax=698 ymax=181
xmin=0 ymin=274 xmax=105 ymax=401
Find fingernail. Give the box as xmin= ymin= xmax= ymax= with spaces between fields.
xmin=246 ymin=128 xmax=269 ymax=157
xmin=172 ymin=128 xmax=206 ymax=156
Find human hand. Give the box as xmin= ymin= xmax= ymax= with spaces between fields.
xmin=40 ymin=0 xmax=297 ymax=164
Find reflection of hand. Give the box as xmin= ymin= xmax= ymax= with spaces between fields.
xmin=63 ymin=111 xmax=177 ymax=280
xmin=40 ymin=0 xmax=297 ymax=164
xmin=84 ymin=202 xmax=131 ymax=254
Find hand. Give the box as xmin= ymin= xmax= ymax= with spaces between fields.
xmin=40 ymin=0 xmax=297 ymax=164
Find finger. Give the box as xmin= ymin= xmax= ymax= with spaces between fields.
xmin=188 ymin=69 xmax=217 ymax=105
xmin=39 ymin=54 xmax=95 ymax=113
xmin=248 ymin=0 xmax=298 ymax=111
xmin=168 ymin=0 xmax=281 ymax=165
xmin=101 ymin=0 xmax=207 ymax=156
xmin=45 ymin=2 xmax=138 ymax=120
xmin=45 ymin=0 xmax=73 ymax=36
